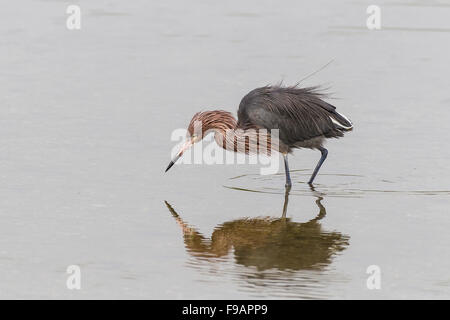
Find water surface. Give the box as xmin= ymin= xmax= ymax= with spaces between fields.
xmin=0 ymin=0 xmax=449 ymax=299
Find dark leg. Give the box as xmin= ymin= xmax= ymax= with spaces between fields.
xmin=308 ymin=147 xmax=328 ymax=185
xmin=283 ymin=154 xmax=292 ymax=188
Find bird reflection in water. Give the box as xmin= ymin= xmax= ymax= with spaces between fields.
xmin=165 ymin=188 xmax=349 ymax=272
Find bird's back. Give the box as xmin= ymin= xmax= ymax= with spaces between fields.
xmin=236 ymin=85 xmax=352 ymax=150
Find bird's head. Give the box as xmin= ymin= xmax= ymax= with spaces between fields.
xmin=165 ymin=111 xmax=236 ymax=172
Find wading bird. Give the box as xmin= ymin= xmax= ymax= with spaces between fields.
xmin=165 ymin=85 xmax=353 ymax=186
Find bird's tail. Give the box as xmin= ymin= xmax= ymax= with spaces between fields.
xmin=329 ymin=111 xmax=353 ymax=131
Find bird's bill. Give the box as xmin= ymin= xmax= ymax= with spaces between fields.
xmin=165 ymin=139 xmax=194 ymax=172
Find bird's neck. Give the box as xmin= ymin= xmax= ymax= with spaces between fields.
xmin=207 ymin=113 xmax=237 ymax=135
xmin=212 ymin=123 xmax=275 ymax=155
xmin=208 ymin=115 xmax=239 ymax=152
xmin=198 ymin=111 xmax=275 ymax=154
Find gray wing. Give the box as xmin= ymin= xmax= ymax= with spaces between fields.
xmin=237 ymin=86 xmax=352 ymax=146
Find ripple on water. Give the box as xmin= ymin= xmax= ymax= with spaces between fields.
xmin=224 ymin=170 xmax=450 ymax=198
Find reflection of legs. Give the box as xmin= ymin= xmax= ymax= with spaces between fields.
xmin=281 ymin=185 xmax=291 ymax=219
xmin=315 ymin=197 xmax=326 ymax=220
xmin=284 ymin=154 xmax=292 ymax=188
xmin=305 ymin=196 xmax=326 ymax=223
xmin=282 ymin=186 xmax=325 ymax=221
xmin=308 ymin=147 xmax=328 ymax=185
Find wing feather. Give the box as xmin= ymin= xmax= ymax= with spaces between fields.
xmin=237 ymin=85 xmax=352 ymax=146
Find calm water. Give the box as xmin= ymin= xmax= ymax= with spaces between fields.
xmin=0 ymin=0 xmax=449 ymax=299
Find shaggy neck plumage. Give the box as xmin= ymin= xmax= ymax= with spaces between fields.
xmin=189 ymin=110 xmax=275 ymax=154
xmin=201 ymin=113 xmax=239 ymax=152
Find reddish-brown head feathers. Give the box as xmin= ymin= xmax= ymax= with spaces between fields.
xmin=187 ymin=110 xmax=237 ymax=137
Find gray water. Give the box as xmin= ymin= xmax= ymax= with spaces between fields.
xmin=1 ymin=0 xmax=449 ymax=299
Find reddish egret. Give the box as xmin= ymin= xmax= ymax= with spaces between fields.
xmin=165 ymin=85 xmax=353 ymax=186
